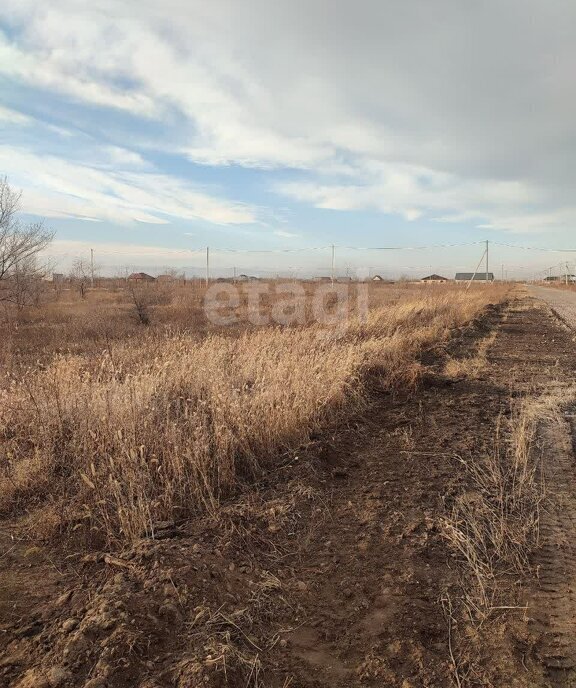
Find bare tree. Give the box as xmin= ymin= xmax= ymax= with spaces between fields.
xmin=9 ymin=255 xmax=46 ymax=309
xmin=0 ymin=177 xmax=54 ymax=303
xmin=69 ymin=259 xmax=91 ymax=299
xmin=128 ymin=284 xmax=152 ymax=325
xmin=160 ymin=267 xmax=185 ymax=280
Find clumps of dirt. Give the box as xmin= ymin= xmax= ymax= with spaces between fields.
xmin=2 ymin=525 xmax=285 ymax=686
xmin=1 ymin=420 xmax=457 ymax=688
xmin=1 ymin=466 xmax=330 ymax=688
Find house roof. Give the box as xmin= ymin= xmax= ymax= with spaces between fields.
xmin=421 ymin=274 xmax=448 ymax=281
xmin=128 ymin=272 xmax=155 ymax=280
xmin=455 ymin=272 xmax=495 ymax=281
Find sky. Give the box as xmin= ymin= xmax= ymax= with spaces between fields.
xmin=1 ymin=0 xmax=576 ymax=278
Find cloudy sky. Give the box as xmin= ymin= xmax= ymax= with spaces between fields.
xmin=1 ymin=0 xmax=575 ymax=276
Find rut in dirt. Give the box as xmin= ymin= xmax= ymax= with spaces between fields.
xmin=530 ymin=406 xmax=576 ymax=687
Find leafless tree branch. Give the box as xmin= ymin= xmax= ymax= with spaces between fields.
xmin=0 ymin=177 xmax=54 ymax=305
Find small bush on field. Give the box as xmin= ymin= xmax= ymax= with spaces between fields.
xmin=0 ymin=286 xmax=507 ymax=546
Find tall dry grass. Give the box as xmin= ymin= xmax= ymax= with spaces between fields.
xmin=0 ymin=286 xmax=507 ymax=546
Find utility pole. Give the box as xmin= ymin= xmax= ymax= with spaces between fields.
xmin=501 ymin=263 xmax=504 ymax=282
xmin=90 ymin=248 xmax=94 ymax=288
xmin=466 ymin=244 xmax=488 ymax=291
xmin=566 ymin=262 xmax=570 ymax=286
xmin=206 ymin=246 xmax=210 ymax=287
xmin=331 ymin=244 xmax=335 ymax=284
xmin=485 ymin=239 xmax=489 ymax=283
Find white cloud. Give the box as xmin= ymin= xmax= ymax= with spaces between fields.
xmin=0 ymin=145 xmax=257 ymax=225
xmin=0 ymin=33 xmax=159 ymax=117
xmin=0 ymin=104 xmax=31 ymax=125
xmin=276 ymin=159 xmax=550 ymax=231
xmin=273 ymin=229 xmax=299 ymax=239
xmin=104 ymin=146 xmax=147 ymax=168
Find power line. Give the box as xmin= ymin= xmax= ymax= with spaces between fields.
xmin=491 ymin=241 xmax=576 ymax=253
xmin=48 ymin=240 xmax=576 ymax=256
xmin=341 ymin=241 xmax=484 ymax=250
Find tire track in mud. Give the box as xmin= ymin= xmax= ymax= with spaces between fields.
xmin=526 ymin=289 xmax=576 ymax=686
xmin=531 ymin=412 xmax=576 ymax=687
xmin=530 ymin=414 xmax=576 ymax=685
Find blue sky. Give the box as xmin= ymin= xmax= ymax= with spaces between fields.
xmin=2 ymin=0 xmax=576 ymax=278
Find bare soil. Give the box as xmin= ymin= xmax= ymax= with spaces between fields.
xmin=2 ymin=290 xmax=576 ymax=688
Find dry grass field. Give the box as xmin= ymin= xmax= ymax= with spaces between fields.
xmin=0 ymin=281 xmax=506 ymax=547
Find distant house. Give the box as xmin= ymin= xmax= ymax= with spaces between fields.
xmin=421 ymin=274 xmax=449 ymax=283
xmin=236 ymin=274 xmax=259 ymax=282
xmin=455 ymin=272 xmax=495 ymax=282
xmin=371 ymin=275 xmax=384 ymax=281
xmin=52 ymin=273 xmax=65 ymax=283
xmin=127 ymin=272 xmax=155 ymax=282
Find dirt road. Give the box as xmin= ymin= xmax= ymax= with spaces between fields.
xmin=520 ymin=286 xmax=576 ymax=687
xmin=529 ymin=285 xmax=576 ymax=327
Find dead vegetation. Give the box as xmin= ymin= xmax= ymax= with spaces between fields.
xmin=442 ymin=398 xmax=546 ymax=616
xmin=443 ymin=327 xmax=498 ymax=379
xmin=0 ymin=283 xmax=507 ymax=547
xmin=442 ymin=384 xmax=575 ymax=686
xmin=443 ymin=388 xmax=575 ymax=615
